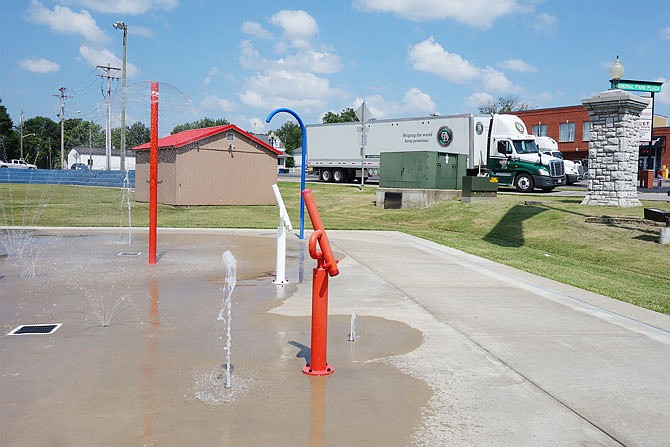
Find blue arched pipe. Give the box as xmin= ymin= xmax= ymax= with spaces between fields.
xmin=266 ymin=107 xmax=307 ymax=240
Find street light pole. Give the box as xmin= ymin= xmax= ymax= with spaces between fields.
xmin=114 ymin=21 xmax=128 ymax=171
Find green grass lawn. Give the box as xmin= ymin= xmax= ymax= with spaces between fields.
xmin=2 ymin=182 xmax=669 ymax=314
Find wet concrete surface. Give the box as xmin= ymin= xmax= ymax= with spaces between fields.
xmin=1 ymin=229 xmax=427 ymax=446
xmin=2 ymin=227 xmax=669 ymax=446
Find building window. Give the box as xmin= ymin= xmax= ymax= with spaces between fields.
xmin=582 ymin=122 xmax=591 ymax=141
xmin=226 ymin=132 xmax=234 ymax=141
xmin=559 ymin=122 xmax=575 ymax=142
xmin=532 ymin=124 xmax=547 ymax=137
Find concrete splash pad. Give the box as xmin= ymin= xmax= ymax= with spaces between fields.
xmin=1 ymin=229 xmax=427 ymax=446
xmin=2 ymin=228 xmax=670 ymax=446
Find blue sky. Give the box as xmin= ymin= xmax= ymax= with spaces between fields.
xmin=1 ymin=0 xmax=669 ymax=135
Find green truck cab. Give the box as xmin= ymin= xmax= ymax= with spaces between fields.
xmin=481 ymin=114 xmax=565 ymax=192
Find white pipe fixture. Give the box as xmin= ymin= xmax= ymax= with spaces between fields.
xmin=272 ymin=184 xmax=293 ymax=285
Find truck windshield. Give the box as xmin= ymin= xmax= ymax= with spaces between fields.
xmin=513 ymin=140 xmax=538 ymax=154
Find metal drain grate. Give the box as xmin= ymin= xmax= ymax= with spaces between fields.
xmin=117 ymin=251 xmax=141 ymax=257
xmin=9 ymin=323 xmax=62 ymax=335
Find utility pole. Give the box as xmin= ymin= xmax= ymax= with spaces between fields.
xmin=97 ymin=64 xmax=120 ymax=170
xmin=19 ymin=110 xmax=24 ymax=160
xmin=53 ymin=87 xmax=70 ymax=169
xmin=113 ymin=21 xmax=128 ymax=171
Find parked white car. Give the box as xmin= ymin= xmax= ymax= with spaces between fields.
xmin=0 ymin=159 xmax=37 ymax=169
xmin=535 ymin=137 xmax=584 ymax=185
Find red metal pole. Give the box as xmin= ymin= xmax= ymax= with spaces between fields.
xmin=149 ymin=82 xmax=158 ymax=265
xmin=301 ymin=189 xmax=339 ymax=376
xmin=302 ymin=189 xmax=338 ymax=277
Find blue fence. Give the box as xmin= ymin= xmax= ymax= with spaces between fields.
xmin=0 ymin=169 xmax=135 ymax=188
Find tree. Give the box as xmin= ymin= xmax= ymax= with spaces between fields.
xmin=171 ymin=117 xmax=229 ymax=134
xmin=126 ymin=122 xmax=150 ymax=148
xmin=22 ymin=116 xmax=59 ymax=167
xmin=0 ymin=101 xmax=15 ymax=161
xmin=65 ymin=119 xmax=103 ymax=150
xmin=322 ymin=107 xmax=358 ymax=124
xmin=478 ymin=95 xmax=531 ymax=114
xmin=273 ymin=121 xmax=301 ymax=155
xmin=111 ymin=121 xmax=149 ymax=149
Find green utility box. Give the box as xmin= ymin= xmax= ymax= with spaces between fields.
xmin=461 ymin=176 xmax=498 ymax=203
xmin=380 ymin=151 xmax=467 ymax=189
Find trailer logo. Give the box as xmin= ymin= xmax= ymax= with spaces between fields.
xmin=514 ymin=122 xmax=525 ymax=134
xmin=475 ymin=121 xmax=484 ymax=135
xmin=437 ymin=126 xmax=453 ymax=147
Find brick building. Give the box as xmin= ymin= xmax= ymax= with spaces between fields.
xmin=513 ymin=105 xmax=669 ymax=173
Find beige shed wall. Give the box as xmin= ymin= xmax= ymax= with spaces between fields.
xmin=134 ymin=148 xmax=178 ymax=204
xmin=134 ymin=131 xmax=277 ymax=205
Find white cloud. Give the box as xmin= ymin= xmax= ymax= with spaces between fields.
xmin=247 ymin=117 xmax=266 ymax=133
xmin=408 ymin=37 xmax=479 ymax=83
xmin=237 ymin=11 xmax=345 ymax=118
xmin=481 ymin=67 xmax=516 ymax=93
xmin=79 ymin=45 xmax=139 ymax=77
xmin=27 ymin=1 xmax=109 ymax=43
xmin=661 ymin=27 xmax=670 ymax=40
xmin=498 ymin=58 xmax=536 ymax=73
xmin=531 ymin=12 xmax=558 ymax=34
xmin=200 ymin=94 xmax=234 ymax=112
xmin=352 ymin=88 xmax=437 ymax=119
xmin=72 ymin=0 xmax=177 ymax=15
xmin=466 ymin=92 xmax=494 ymax=109
xmin=20 ymin=58 xmax=60 ymax=73
xmin=354 ymin=0 xmax=518 ymax=28
xmin=203 ymin=67 xmax=220 ymax=86
xmin=654 ymin=78 xmax=670 ymax=105
xmin=239 ymin=70 xmax=340 ymax=112
xmin=241 ymin=21 xmax=273 ymax=40
xmin=409 ymin=37 xmax=521 ymax=96
xmin=276 ymin=50 xmax=342 ymax=75
xmin=401 ymin=88 xmax=437 ymax=114
xmin=129 ymin=26 xmax=155 ymax=38
xmin=239 ymin=41 xmax=266 ymax=70
xmin=241 ymin=40 xmax=342 ymax=75
xmin=269 ymin=10 xmax=318 ymax=48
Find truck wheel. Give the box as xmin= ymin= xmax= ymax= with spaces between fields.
xmin=515 ymin=173 xmax=534 ymax=192
xmin=320 ymin=169 xmax=333 ymax=182
xmin=333 ymin=168 xmax=345 ymax=183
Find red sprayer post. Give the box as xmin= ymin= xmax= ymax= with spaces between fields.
xmin=301 ymin=189 xmax=339 ymax=376
xmin=148 ymin=82 xmax=159 ymax=265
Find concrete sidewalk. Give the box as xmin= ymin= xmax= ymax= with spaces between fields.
xmin=276 ymin=230 xmax=670 ymax=446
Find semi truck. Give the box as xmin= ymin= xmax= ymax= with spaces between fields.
xmin=535 ymin=136 xmax=584 ymax=185
xmin=305 ymin=113 xmax=565 ymax=192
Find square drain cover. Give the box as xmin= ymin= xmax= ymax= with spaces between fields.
xmin=9 ymin=323 xmax=62 ymax=335
xmin=118 ymin=251 xmax=141 ymax=257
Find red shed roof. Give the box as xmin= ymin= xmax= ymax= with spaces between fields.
xmin=132 ymin=124 xmax=281 ymax=155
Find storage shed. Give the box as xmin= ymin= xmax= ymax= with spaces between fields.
xmin=133 ymin=125 xmax=281 ymax=205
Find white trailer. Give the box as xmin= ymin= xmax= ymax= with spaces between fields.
xmin=306 ymin=114 xmax=475 ymax=183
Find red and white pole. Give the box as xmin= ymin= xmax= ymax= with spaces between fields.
xmin=148 ymin=82 xmax=159 ymax=265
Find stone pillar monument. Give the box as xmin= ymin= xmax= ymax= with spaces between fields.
xmin=581 ymin=89 xmax=649 ymax=207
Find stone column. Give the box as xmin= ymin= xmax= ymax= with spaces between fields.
xmin=581 ymin=90 xmax=649 ymax=207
